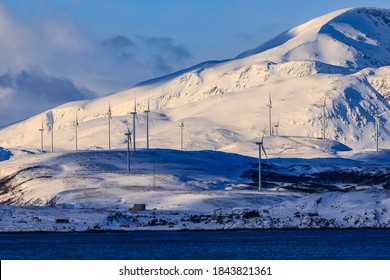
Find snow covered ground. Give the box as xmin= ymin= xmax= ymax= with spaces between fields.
xmin=1 ymin=7 xmax=390 ymax=231
xmin=0 ymin=143 xmax=389 ymax=232
xmin=1 ymin=188 xmax=389 ymax=232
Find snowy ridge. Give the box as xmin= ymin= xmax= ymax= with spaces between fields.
xmin=236 ymin=8 xmax=352 ymax=59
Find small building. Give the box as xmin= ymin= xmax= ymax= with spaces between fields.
xmin=131 ymin=204 xmax=146 ymax=211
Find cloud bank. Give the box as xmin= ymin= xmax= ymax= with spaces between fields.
xmin=0 ymin=4 xmax=193 ymax=126
xmin=0 ymin=71 xmax=94 ymax=126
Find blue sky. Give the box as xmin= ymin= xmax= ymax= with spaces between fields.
xmin=3 ymin=0 xmax=390 ymax=62
xmin=0 ymin=0 xmax=389 ymax=126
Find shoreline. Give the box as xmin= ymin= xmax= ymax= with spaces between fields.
xmin=1 ymin=226 xmax=390 ymax=234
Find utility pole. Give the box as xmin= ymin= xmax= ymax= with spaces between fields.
xmin=144 ymin=100 xmax=150 ymax=149
xmin=124 ymin=131 xmax=131 ymax=173
xmin=179 ymin=121 xmax=184 ymax=151
xmin=75 ymin=112 xmax=79 ymax=151
xmin=39 ymin=122 xmax=44 ymax=153
xmin=108 ymin=103 xmax=112 ymax=150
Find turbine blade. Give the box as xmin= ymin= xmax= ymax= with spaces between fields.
xmin=261 ymin=127 xmax=266 ymax=142
xmin=261 ymin=145 xmax=271 ymax=166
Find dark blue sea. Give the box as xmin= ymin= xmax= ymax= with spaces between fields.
xmin=0 ymin=229 xmax=389 ymax=260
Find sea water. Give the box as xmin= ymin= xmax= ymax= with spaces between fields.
xmin=0 ymin=229 xmax=389 ymax=260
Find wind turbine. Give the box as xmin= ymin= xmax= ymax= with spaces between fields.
xmin=130 ymin=97 xmax=138 ymax=152
xmin=144 ymin=98 xmax=151 ymax=149
xmin=155 ymin=97 xmax=160 ymax=110
xmin=124 ymin=126 xmax=132 ymax=173
xmin=75 ymin=111 xmax=79 ymax=151
xmin=273 ymin=118 xmax=280 ymax=136
xmin=321 ymin=97 xmax=326 ymax=140
xmin=179 ymin=121 xmax=184 ymax=151
xmin=48 ymin=118 xmax=55 ymax=153
xmin=107 ymin=102 xmax=112 ymax=150
xmin=374 ymin=112 xmax=385 ymax=152
xmin=267 ymin=93 xmax=273 ymax=136
xmin=255 ymin=131 xmax=270 ymax=191
xmin=39 ymin=121 xmax=44 ymax=153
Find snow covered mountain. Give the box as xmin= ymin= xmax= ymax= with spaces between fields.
xmin=1 ymin=7 xmax=390 ymax=155
xmin=1 ymin=7 xmax=390 ymax=232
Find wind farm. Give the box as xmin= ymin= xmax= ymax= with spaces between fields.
xmin=1 ymin=7 xmax=390 ymax=232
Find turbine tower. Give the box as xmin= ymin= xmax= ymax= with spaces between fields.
xmin=130 ymin=97 xmax=137 ymax=152
xmin=374 ymin=112 xmax=385 ymax=152
xmin=107 ymin=103 xmax=112 ymax=150
xmin=75 ymin=111 xmax=79 ymax=151
xmin=267 ymin=93 xmax=272 ymax=136
xmin=255 ymin=132 xmax=270 ymax=191
xmin=39 ymin=122 xmax=44 ymax=153
xmin=179 ymin=121 xmax=184 ymax=151
xmin=124 ymin=127 xmax=132 ymax=173
xmin=144 ymin=98 xmax=151 ymax=149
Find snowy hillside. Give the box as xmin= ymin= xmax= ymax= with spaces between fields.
xmin=0 ymin=7 xmax=389 ymax=153
xmin=0 ymin=148 xmax=390 ymax=231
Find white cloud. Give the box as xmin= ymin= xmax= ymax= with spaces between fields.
xmin=0 ymin=4 xmax=193 ymax=126
xmin=0 ymin=70 xmax=94 ymax=126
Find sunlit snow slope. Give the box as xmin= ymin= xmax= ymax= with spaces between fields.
xmin=1 ymin=7 xmax=390 ymax=155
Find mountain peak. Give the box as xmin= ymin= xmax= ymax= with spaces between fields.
xmin=236 ymin=8 xmax=351 ymax=59
xmin=236 ymin=7 xmax=390 ymax=70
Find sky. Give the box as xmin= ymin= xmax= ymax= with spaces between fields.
xmin=0 ymin=0 xmax=389 ymax=126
